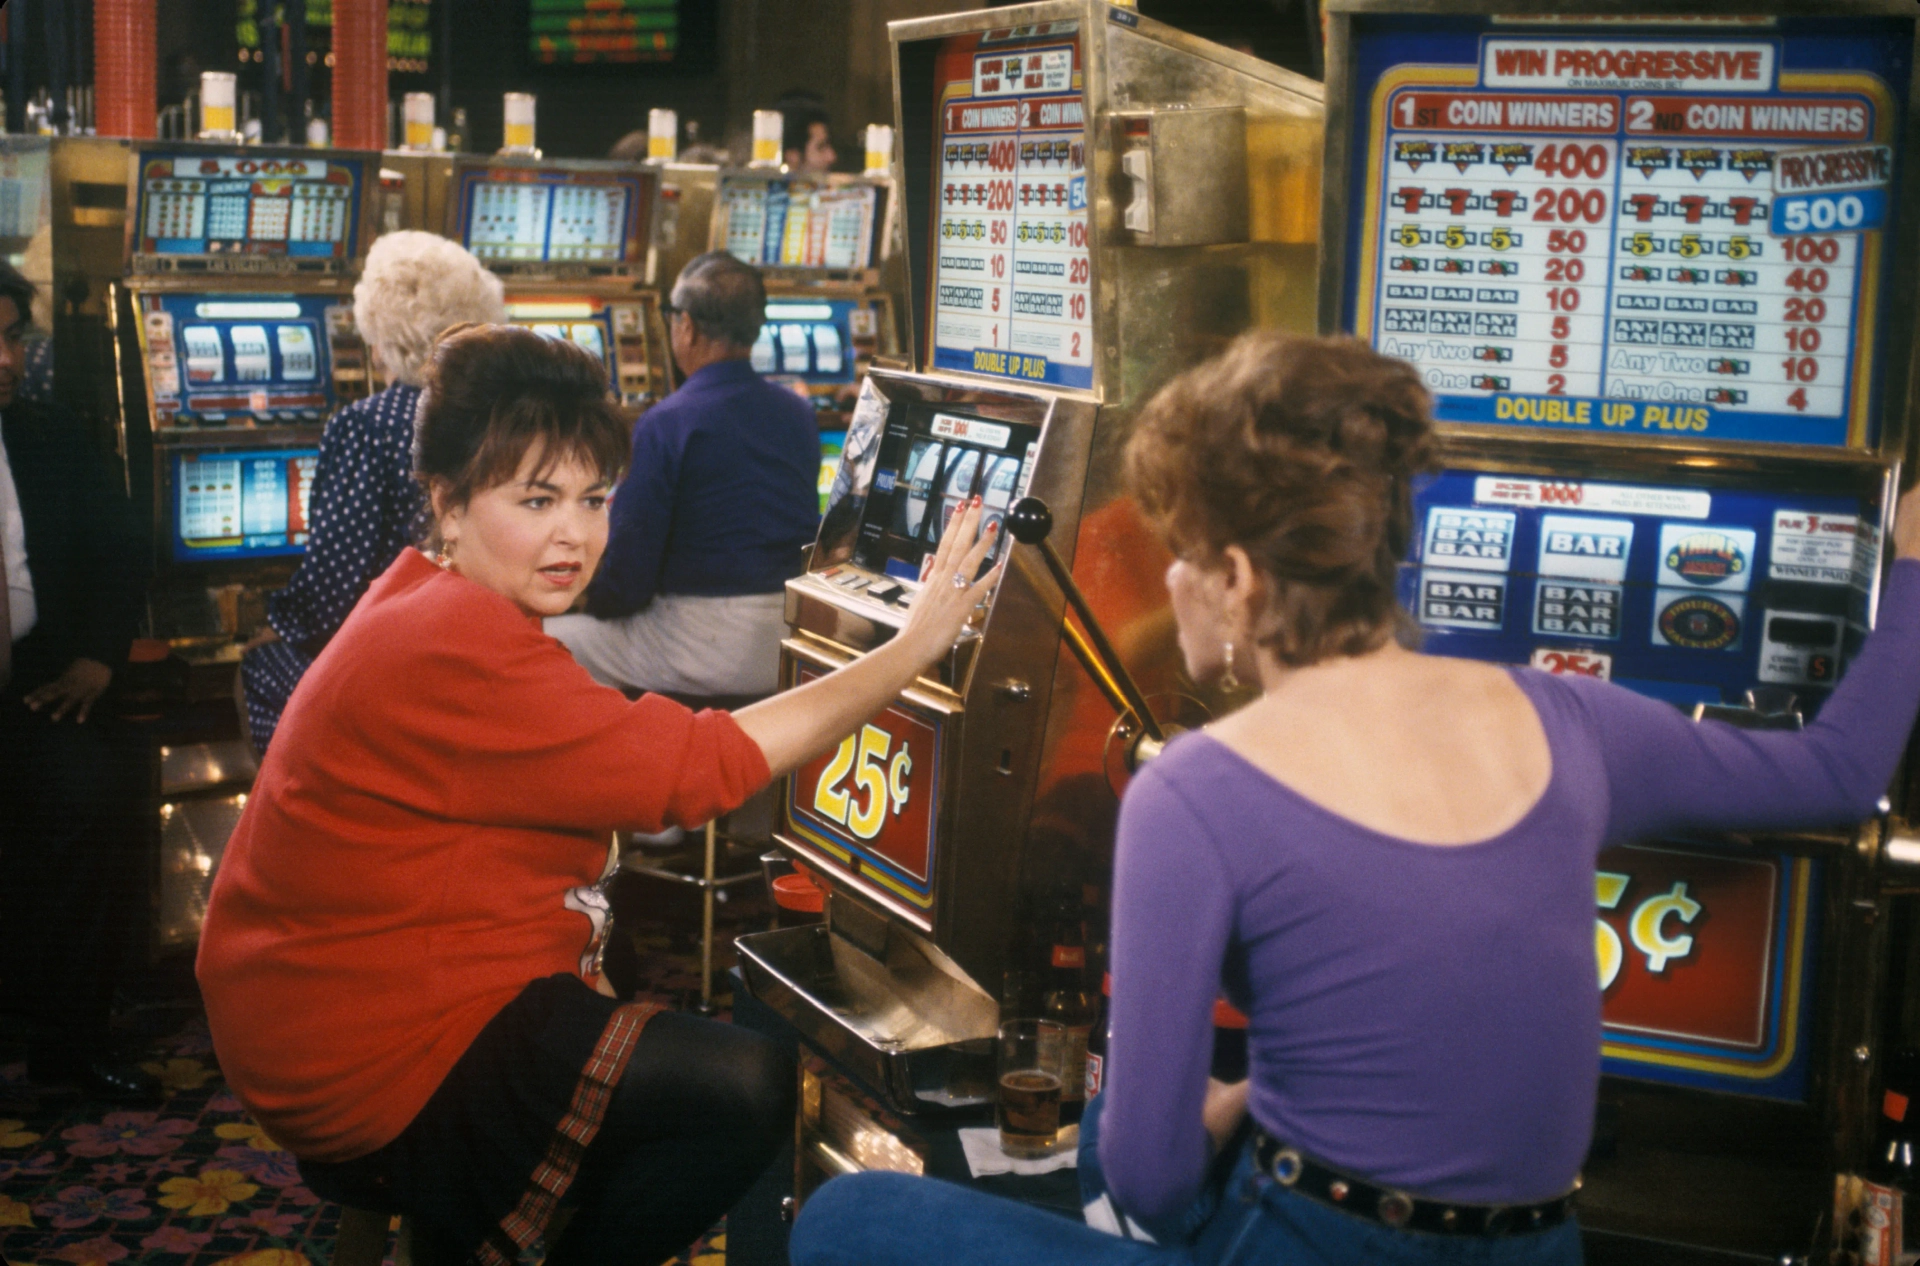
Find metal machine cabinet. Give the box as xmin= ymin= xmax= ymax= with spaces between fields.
xmin=736 ymin=0 xmax=1322 ymax=1143
xmin=1317 ymin=2 xmax=1920 ymax=1259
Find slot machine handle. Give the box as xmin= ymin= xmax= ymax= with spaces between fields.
xmin=1006 ymin=497 xmax=1167 ymax=747
xmin=1886 ymin=827 xmax=1920 ymax=871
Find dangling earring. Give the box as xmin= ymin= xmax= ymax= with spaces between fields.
xmin=434 ymin=538 xmax=455 ymax=570
xmin=1220 ymin=641 xmax=1241 ymax=692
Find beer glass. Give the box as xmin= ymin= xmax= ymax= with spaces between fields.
xmin=996 ymin=1019 xmax=1065 ymax=1157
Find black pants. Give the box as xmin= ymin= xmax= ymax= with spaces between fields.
xmin=0 ymin=694 xmax=151 ymax=1056
xmin=300 ymin=974 xmax=796 ymax=1266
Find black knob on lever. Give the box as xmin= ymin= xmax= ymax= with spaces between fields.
xmin=1005 ymin=497 xmax=1054 ymax=547
xmin=1008 ymin=497 xmax=1166 ymax=747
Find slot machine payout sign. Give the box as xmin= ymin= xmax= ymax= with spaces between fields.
xmin=926 ymin=23 xmax=1093 ymax=391
xmin=1345 ymin=19 xmax=1909 ymax=449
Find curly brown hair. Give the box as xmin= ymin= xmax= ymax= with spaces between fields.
xmin=414 ymin=323 xmax=630 ymax=521
xmin=1126 ymin=332 xmax=1433 ymax=667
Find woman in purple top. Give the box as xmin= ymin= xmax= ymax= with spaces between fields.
xmin=789 ymin=333 xmax=1920 ymax=1265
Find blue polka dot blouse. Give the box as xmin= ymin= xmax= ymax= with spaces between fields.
xmin=241 ymin=383 xmax=427 ymax=753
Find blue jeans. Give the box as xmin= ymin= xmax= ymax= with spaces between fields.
xmin=789 ymin=1096 xmax=1583 ymax=1266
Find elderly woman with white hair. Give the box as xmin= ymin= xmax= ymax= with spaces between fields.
xmin=240 ymin=230 xmax=504 ymax=752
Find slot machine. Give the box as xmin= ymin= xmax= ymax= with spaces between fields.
xmin=85 ymin=139 xmax=384 ymax=957
xmin=113 ymin=140 xmax=383 ymax=652
xmin=446 ymin=155 xmax=671 ymax=413
xmin=1318 ymin=1 xmax=1920 ymax=1258
xmin=731 ymin=0 xmax=1322 ymax=1204
xmin=650 ymin=158 xmax=912 ymax=505
xmin=712 ymin=168 xmax=899 ymax=416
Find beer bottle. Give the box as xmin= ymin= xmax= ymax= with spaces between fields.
xmin=1211 ymin=999 xmax=1250 ymax=1083
xmin=1042 ymin=894 xmax=1097 ymax=1121
xmin=1085 ymin=972 xmax=1112 ymax=1100
xmin=1000 ymin=897 xmax=1046 ymax=1021
xmin=1861 ymin=1047 xmax=1920 ymax=1266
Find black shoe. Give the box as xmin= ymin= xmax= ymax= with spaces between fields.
xmin=28 ymin=1051 xmax=164 ymax=1106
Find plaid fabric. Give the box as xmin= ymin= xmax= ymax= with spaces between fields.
xmin=474 ymin=1000 xmax=666 ymax=1266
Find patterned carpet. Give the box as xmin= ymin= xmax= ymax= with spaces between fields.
xmin=0 ymin=870 xmax=766 ymax=1266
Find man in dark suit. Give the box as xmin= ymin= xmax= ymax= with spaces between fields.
xmin=0 ymin=262 xmax=157 ymax=1101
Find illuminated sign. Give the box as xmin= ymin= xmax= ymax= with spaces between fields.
xmin=926 ymin=28 xmax=1092 ymax=390
xmin=1598 ymin=844 xmax=1817 ymax=1099
xmin=1345 ymin=18 xmax=1909 ymax=448
xmin=785 ymin=665 xmax=944 ymax=922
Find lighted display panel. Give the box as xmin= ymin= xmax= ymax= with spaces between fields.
xmin=503 ymin=296 xmax=662 ymax=404
xmin=1339 ymin=16 xmax=1912 ymax=449
xmin=171 ymin=446 xmax=319 ymax=563
xmin=747 ymin=299 xmax=862 ymax=386
xmin=135 ymin=151 xmax=363 ymax=260
xmin=719 ymin=178 xmax=882 ymax=270
xmin=851 ymin=402 xmax=1039 ymax=583
xmin=1403 ymin=469 xmax=1878 ymax=710
xmin=922 ymin=23 xmax=1091 ymax=390
xmin=138 ymin=293 xmax=344 ymax=427
xmin=510 ymin=308 xmax=617 ymax=394
xmin=456 ymin=166 xmax=647 ymax=265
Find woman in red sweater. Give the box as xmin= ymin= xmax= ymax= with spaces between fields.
xmin=196 ymin=324 xmax=1002 ymax=1266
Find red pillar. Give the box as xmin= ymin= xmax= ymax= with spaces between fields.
xmin=331 ymin=0 xmax=388 ymax=151
xmin=93 ymin=0 xmax=157 ymax=140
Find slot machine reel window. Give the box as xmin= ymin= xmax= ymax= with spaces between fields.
xmin=923 ymin=24 xmax=1092 ymax=391
xmin=853 ymin=404 xmax=1039 ymax=584
xmin=1402 ymin=468 xmax=1880 ymax=713
xmin=749 ymin=301 xmax=857 ymax=386
xmin=139 ymin=294 xmax=344 ymax=427
xmin=1340 ymin=18 xmax=1911 ymax=450
xmin=504 ymin=300 xmax=621 ymax=397
xmin=172 ymin=446 xmax=319 ymax=563
xmin=455 ymin=167 xmax=647 ymax=266
xmin=136 ymin=152 xmax=363 ymax=260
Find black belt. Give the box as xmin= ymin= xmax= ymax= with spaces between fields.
xmin=1251 ymin=1130 xmax=1577 ymax=1237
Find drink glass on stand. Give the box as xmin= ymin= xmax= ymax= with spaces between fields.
xmin=997 ymin=1019 xmax=1065 ymax=1157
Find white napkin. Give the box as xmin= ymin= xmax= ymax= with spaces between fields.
xmin=958 ymin=1124 xmax=1080 ymax=1178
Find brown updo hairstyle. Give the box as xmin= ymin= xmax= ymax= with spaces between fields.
xmin=1126 ymin=332 xmax=1433 ymax=667
xmin=414 ymin=323 xmax=630 ymax=536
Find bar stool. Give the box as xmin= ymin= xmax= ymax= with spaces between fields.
xmin=620 ymin=691 xmax=770 ymax=1014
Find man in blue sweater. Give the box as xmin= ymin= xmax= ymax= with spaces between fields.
xmin=547 ymin=252 xmax=818 ymax=697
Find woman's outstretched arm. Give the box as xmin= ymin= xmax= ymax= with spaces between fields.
xmin=1568 ymin=487 xmax=1920 ymax=846
xmin=732 ymin=500 xmax=1002 ymax=780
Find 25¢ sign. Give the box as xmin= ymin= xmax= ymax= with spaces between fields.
xmin=788 ymin=669 xmax=942 ymax=897
xmin=813 ymin=725 xmax=916 ymax=843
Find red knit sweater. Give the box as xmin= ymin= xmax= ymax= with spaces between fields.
xmin=197 ymin=550 xmax=769 ymax=1161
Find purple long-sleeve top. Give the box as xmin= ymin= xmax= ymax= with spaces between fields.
xmin=1099 ymin=559 xmax=1920 ymax=1218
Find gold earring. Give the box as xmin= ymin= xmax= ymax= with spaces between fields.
xmin=1220 ymin=641 xmax=1241 ymax=692
xmin=434 ymin=539 xmax=455 ymax=570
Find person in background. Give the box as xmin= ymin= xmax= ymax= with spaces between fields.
xmin=239 ymin=230 xmax=504 ymax=753
xmin=780 ymin=96 xmax=837 ymax=176
xmin=787 ymin=332 xmax=1920 ymax=1265
xmin=0 ymin=262 xmax=153 ymax=1101
xmin=547 ymin=252 xmax=817 ymax=699
xmin=198 ymin=324 xmax=1001 ymax=1264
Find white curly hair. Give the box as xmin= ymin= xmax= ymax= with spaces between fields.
xmin=352 ymin=230 xmax=506 ymax=387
